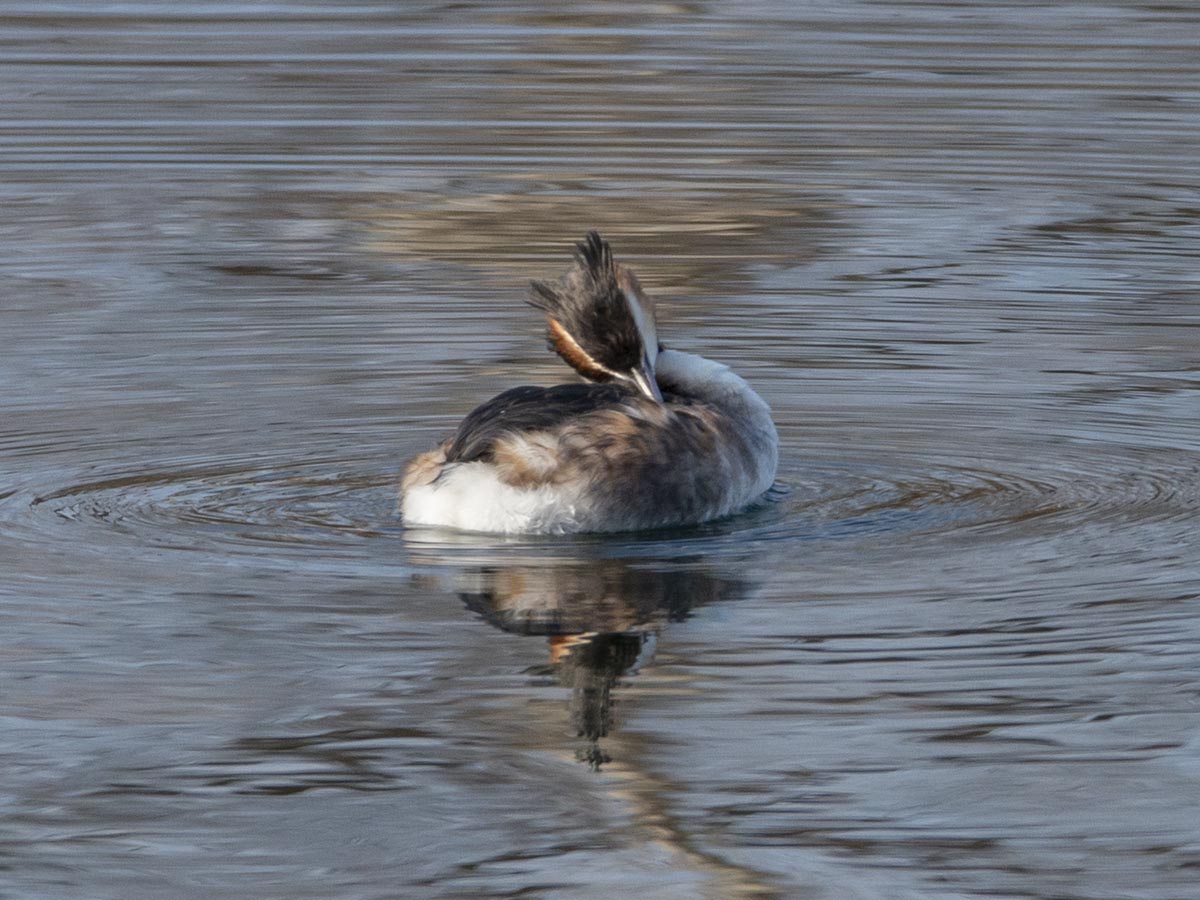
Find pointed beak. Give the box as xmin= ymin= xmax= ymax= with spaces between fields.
xmin=628 ymin=355 xmax=663 ymax=402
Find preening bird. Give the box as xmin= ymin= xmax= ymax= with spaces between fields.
xmin=400 ymin=232 xmax=778 ymax=533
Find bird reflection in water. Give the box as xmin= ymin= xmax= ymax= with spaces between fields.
xmin=455 ymin=560 xmax=742 ymax=769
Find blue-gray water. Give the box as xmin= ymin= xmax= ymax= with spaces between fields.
xmin=2 ymin=3 xmax=1199 ymax=898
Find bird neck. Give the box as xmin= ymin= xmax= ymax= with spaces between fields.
xmin=654 ymin=349 xmax=775 ymax=435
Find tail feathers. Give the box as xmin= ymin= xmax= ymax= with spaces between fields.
xmin=400 ymin=443 xmax=449 ymax=492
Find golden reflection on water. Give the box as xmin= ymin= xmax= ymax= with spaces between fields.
xmin=361 ymin=189 xmax=832 ymax=294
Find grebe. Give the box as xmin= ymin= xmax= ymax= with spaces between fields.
xmin=400 ymin=232 xmax=778 ymax=533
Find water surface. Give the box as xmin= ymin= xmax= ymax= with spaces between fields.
xmin=2 ymin=2 xmax=1199 ymax=898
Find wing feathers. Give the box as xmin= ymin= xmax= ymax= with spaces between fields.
xmin=445 ymin=383 xmax=632 ymax=465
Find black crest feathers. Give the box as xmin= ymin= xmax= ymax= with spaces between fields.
xmin=528 ymin=231 xmax=617 ymax=317
xmin=527 ymin=232 xmax=646 ymax=377
xmin=574 ymin=230 xmax=615 ymax=283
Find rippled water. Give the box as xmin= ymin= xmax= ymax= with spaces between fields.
xmin=3 ymin=3 xmax=1200 ymax=898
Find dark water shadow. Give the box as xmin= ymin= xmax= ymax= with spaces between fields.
xmin=412 ymin=543 xmax=749 ymax=769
